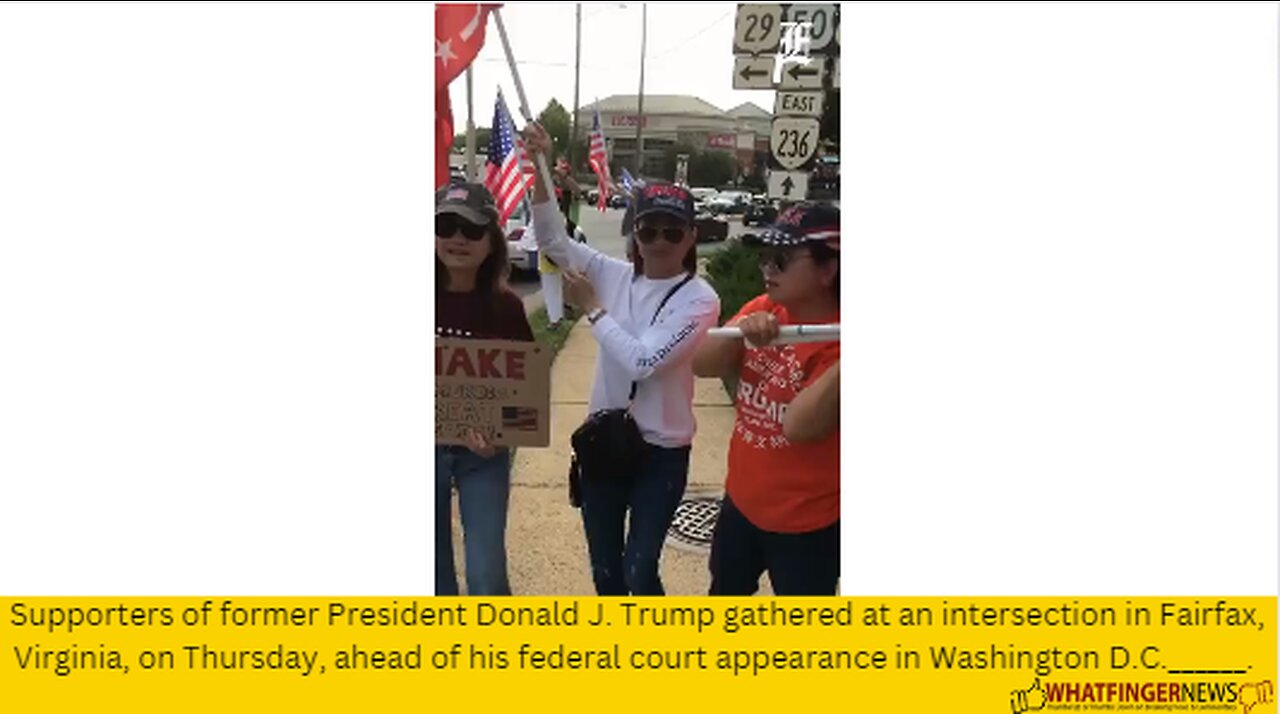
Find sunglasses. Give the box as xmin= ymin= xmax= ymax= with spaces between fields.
xmin=436 ymin=214 xmax=487 ymax=241
xmin=759 ymin=249 xmax=814 ymax=274
xmin=635 ymin=225 xmax=687 ymax=244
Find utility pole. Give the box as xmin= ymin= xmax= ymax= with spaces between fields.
xmin=569 ymin=4 xmax=582 ymax=174
xmin=633 ymin=3 xmax=646 ymax=175
xmin=464 ymin=66 xmax=477 ymax=181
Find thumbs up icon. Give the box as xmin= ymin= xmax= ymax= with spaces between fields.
xmin=1011 ymin=677 xmax=1047 ymax=714
xmin=1239 ymin=680 xmax=1274 ymax=714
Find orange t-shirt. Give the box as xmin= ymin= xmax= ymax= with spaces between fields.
xmin=724 ymin=294 xmax=840 ymax=533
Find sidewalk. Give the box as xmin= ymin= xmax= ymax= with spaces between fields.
xmin=450 ymin=317 xmax=738 ymax=595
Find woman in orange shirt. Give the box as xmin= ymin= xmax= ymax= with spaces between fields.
xmin=692 ymin=203 xmax=841 ymax=595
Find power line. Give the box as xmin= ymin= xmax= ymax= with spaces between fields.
xmin=648 ymin=9 xmax=732 ymax=60
xmin=481 ymin=58 xmax=572 ymax=68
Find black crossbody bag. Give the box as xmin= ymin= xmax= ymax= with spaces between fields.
xmin=569 ymin=273 xmax=695 ymax=507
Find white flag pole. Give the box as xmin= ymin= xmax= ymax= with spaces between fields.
xmin=707 ymin=324 xmax=840 ymax=346
xmin=492 ymin=8 xmax=558 ymax=198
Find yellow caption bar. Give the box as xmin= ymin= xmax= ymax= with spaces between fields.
xmin=1 ymin=597 xmax=1274 ymax=712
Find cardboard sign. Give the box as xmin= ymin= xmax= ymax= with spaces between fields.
xmin=435 ymin=338 xmax=552 ymax=448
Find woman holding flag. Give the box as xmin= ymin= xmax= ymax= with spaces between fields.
xmin=692 ymin=203 xmax=842 ymax=596
xmin=523 ymin=123 xmax=720 ymax=597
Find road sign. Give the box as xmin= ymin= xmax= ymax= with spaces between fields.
xmin=770 ymin=116 xmax=820 ymax=170
xmin=774 ymin=90 xmax=824 ymax=117
xmin=733 ymin=4 xmax=784 ymax=55
xmin=777 ymin=57 xmax=825 ymax=89
xmin=733 ymin=55 xmax=775 ymax=90
xmin=784 ymin=4 xmax=838 ymax=52
xmin=767 ymin=169 xmax=809 ymax=200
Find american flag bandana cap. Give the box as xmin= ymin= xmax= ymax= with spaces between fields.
xmin=744 ymin=201 xmax=840 ymax=250
xmin=435 ymin=182 xmax=499 ymax=225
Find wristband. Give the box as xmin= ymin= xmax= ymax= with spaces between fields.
xmin=587 ymin=307 xmax=607 ymax=325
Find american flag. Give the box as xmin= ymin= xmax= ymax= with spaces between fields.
xmin=587 ymin=108 xmax=610 ymax=212
xmin=501 ymin=406 xmax=539 ymax=431
xmin=484 ymin=90 xmax=535 ymax=227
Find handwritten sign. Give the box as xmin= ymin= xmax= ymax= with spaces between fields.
xmin=435 ymin=338 xmax=552 ymax=447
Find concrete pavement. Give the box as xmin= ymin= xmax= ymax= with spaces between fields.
xmin=447 ymin=316 xmax=740 ymax=595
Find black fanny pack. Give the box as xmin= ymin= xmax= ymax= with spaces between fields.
xmin=568 ymin=272 xmax=694 ymax=507
xmin=571 ymin=408 xmax=645 ymax=479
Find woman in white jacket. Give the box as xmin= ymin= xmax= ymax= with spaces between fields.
xmin=524 ymin=124 xmax=720 ymax=595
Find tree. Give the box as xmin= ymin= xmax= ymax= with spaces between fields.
xmin=452 ymin=127 xmax=491 ymax=153
xmin=658 ymin=143 xmax=697 ymax=183
xmin=656 ymin=144 xmax=737 ymax=187
xmin=819 ymin=88 xmax=839 ymax=148
xmin=537 ymin=99 xmax=572 ymax=162
xmin=690 ymin=151 xmax=736 ymax=188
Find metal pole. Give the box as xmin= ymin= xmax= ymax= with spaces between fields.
xmin=492 ymin=8 xmax=558 ymax=197
xmin=464 ymin=66 xmax=477 ymax=181
xmin=633 ymin=3 xmax=646 ymax=175
xmin=569 ymin=4 xmax=581 ymax=173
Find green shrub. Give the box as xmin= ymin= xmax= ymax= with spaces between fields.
xmin=704 ymin=238 xmax=764 ymax=324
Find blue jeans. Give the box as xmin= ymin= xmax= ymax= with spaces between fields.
xmin=579 ymin=443 xmax=689 ymax=595
xmin=435 ymin=445 xmax=512 ymax=596
xmin=708 ymin=495 xmax=840 ymax=596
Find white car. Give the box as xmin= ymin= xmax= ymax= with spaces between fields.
xmin=689 ymin=187 xmax=718 ymax=212
xmin=505 ymin=201 xmax=538 ymax=275
xmin=706 ymin=190 xmax=752 ymax=215
xmin=506 ymin=201 xmax=587 ymax=278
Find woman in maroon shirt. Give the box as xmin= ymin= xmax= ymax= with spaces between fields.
xmin=435 ymin=183 xmax=533 ymax=596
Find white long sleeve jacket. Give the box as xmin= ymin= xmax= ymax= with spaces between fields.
xmin=531 ymin=201 xmax=720 ymax=447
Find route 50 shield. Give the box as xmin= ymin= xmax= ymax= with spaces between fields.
xmin=769 ymin=117 xmax=820 ymax=170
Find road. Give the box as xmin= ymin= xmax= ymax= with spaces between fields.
xmin=510 ymin=205 xmax=753 ymax=302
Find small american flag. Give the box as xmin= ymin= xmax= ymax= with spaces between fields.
xmin=501 ymin=406 xmax=539 ymax=431
xmin=484 ymin=90 xmax=535 ymax=226
xmin=587 ymin=107 xmax=610 ymax=212
xmin=619 ymin=167 xmax=636 ymax=196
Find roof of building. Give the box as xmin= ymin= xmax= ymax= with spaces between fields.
xmin=726 ymin=102 xmax=772 ymax=119
xmin=581 ymin=95 xmax=731 ymax=117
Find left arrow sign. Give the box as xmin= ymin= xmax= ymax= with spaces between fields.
xmin=733 ymin=55 xmax=775 ymax=90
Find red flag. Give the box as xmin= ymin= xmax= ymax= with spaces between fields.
xmin=436 ymin=4 xmax=496 ymax=89
xmin=436 ymin=88 xmax=453 ymax=189
xmin=435 ymin=4 xmax=498 ymax=189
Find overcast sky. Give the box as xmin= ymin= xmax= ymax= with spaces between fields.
xmin=445 ymin=2 xmax=776 ymax=129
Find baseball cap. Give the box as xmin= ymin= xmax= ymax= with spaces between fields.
xmin=744 ymin=202 xmax=840 ymax=250
xmin=633 ymin=181 xmax=694 ymax=225
xmin=435 ymin=182 xmax=499 ymax=225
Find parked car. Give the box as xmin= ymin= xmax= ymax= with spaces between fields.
xmin=742 ymin=197 xmax=780 ymax=227
xmin=505 ymin=201 xmax=537 ymax=277
xmin=694 ymin=211 xmax=729 ymax=243
xmin=607 ymin=193 xmax=628 ymax=209
xmin=506 ymin=201 xmax=588 ymax=279
xmin=689 ymin=187 xmax=717 ymax=214
xmin=689 ymin=187 xmax=718 ymax=204
xmin=705 ymin=190 xmax=751 ymax=216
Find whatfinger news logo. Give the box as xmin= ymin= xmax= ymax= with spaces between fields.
xmin=1010 ymin=677 xmax=1274 ymax=713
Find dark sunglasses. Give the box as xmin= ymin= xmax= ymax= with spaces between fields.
xmin=635 ymin=225 xmax=687 ymax=244
xmin=436 ymin=214 xmax=487 ymax=241
xmin=759 ymin=248 xmax=813 ymax=274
